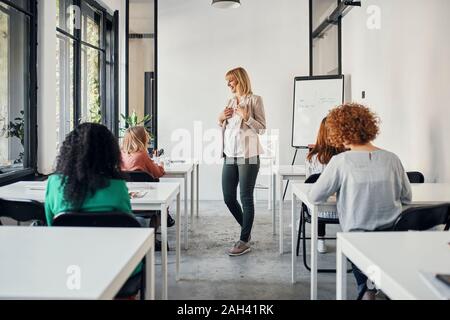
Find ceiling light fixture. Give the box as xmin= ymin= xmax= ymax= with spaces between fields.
xmin=212 ymin=0 xmax=241 ymax=9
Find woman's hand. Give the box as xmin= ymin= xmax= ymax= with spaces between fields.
xmin=235 ymin=106 xmax=249 ymax=122
xmin=219 ymin=107 xmax=234 ymax=122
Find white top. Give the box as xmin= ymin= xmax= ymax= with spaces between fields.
xmin=305 ymin=154 xmax=327 ymax=179
xmin=0 ymin=226 xmax=154 ymax=300
xmin=223 ymin=98 xmax=245 ymax=158
xmin=338 ymin=232 xmax=450 ymax=300
xmin=0 ymin=181 xmax=180 ymax=207
xmin=275 ymin=165 xmax=306 ymax=177
xmin=293 ymin=183 xmax=450 ymax=212
xmin=163 ymin=163 xmax=194 ymax=175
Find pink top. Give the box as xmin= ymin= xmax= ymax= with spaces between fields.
xmin=121 ymin=151 xmax=165 ymax=179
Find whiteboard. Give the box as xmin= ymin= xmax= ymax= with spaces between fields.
xmin=291 ymin=75 xmax=344 ymax=148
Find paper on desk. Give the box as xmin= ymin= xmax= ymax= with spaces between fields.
xmin=129 ymin=191 xmax=148 ymax=199
xmin=128 ymin=183 xmax=156 ymax=190
xmin=418 ymin=270 xmax=450 ymax=300
xmin=25 ymin=185 xmax=46 ymax=191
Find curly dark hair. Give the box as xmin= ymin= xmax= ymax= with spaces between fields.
xmin=326 ymin=103 xmax=380 ymax=147
xmin=56 ymin=123 xmax=124 ymax=209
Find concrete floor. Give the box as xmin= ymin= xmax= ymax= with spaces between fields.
xmin=159 ymin=200 xmax=358 ymax=300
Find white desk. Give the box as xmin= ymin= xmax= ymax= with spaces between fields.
xmin=336 ymin=232 xmax=450 ymax=300
xmin=163 ymin=163 xmax=195 ymax=250
xmin=0 ymin=226 xmax=155 ymax=300
xmin=0 ymin=181 xmax=181 ymax=300
xmin=291 ymin=183 xmax=450 ymax=300
xmin=273 ymin=165 xmax=306 ymax=254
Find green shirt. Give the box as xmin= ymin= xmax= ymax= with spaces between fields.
xmin=45 ymin=175 xmax=132 ymax=225
xmin=45 ymin=175 xmax=142 ymax=277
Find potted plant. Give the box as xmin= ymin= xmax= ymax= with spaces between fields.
xmin=120 ymin=110 xmax=153 ymax=140
xmin=0 ymin=110 xmax=25 ymax=164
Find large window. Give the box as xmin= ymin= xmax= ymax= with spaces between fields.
xmin=56 ymin=0 xmax=118 ymax=144
xmin=0 ymin=0 xmax=37 ymax=182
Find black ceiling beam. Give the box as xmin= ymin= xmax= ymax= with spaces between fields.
xmin=312 ymin=0 xmax=361 ymax=39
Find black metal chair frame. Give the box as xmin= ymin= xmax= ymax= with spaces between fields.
xmin=0 ymin=198 xmax=47 ymax=226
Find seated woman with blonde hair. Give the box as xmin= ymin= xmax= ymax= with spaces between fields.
xmin=121 ymin=126 xmax=175 ymax=227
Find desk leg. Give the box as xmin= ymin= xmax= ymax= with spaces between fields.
xmin=184 ymin=174 xmax=189 ymax=250
xmin=161 ymin=203 xmax=168 ymax=300
xmin=176 ymin=192 xmax=181 ymax=281
xmin=310 ymin=206 xmax=318 ymax=300
xmin=278 ymin=175 xmax=284 ymax=254
xmin=336 ymin=236 xmax=347 ymax=300
xmin=196 ymin=163 xmax=199 ymax=217
xmin=272 ymin=172 xmax=276 ymax=235
xmin=190 ymin=169 xmax=194 ymax=219
xmin=291 ymin=192 xmax=297 ymax=283
xmin=146 ymin=232 xmax=155 ymax=300
xmin=268 ymin=164 xmax=272 ymax=210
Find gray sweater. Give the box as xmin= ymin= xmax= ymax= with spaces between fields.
xmin=309 ymin=150 xmax=412 ymax=232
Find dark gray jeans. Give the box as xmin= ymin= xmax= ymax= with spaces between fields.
xmin=222 ymin=156 xmax=260 ymax=242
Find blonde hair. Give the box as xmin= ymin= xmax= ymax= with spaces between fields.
xmin=122 ymin=126 xmax=150 ymax=154
xmin=226 ymin=67 xmax=253 ymax=96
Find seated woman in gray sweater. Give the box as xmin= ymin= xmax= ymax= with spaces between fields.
xmin=305 ymin=117 xmax=345 ymax=254
xmin=309 ymin=103 xmax=412 ymax=300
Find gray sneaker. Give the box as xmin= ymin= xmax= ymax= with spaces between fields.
xmin=228 ymin=241 xmax=251 ymax=256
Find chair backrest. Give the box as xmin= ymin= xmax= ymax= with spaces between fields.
xmin=52 ymin=211 xmax=141 ymax=228
xmin=305 ymin=173 xmax=321 ymax=184
xmin=392 ymin=204 xmax=450 ymax=231
xmin=407 ymin=171 xmax=425 ymax=184
xmin=123 ymin=171 xmax=159 ymax=183
xmin=0 ymin=198 xmax=47 ymax=225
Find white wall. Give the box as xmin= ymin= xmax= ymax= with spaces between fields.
xmin=342 ymin=0 xmax=450 ymax=182
xmin=158 ymin=0 xmax=309 ymax=200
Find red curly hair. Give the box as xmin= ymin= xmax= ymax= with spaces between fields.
xmin=307 ymin=117 xmax=345 ymax=164
xmin=326 ymin=103 xmax=380 ymax=147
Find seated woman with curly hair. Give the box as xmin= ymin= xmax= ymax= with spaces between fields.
xmin=45 ymin=123 xmax=131 ymax=225
xmin=309 ymin=103 xmax=412 ymax=300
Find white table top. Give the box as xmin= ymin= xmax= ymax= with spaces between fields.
xmin=163 ymin=163 xmax=194 ymax=175
xmin=338 ymin=232 xmax=450 ymax=300
xmin=292 ymin=183 xmax=450 ymax=206
xmin=0 ymin=181 xmax=180 ymax=206
xmin=275 ymin=165 xmax=306 ymax=176
xmin=0 ymin=226 xmax=154 ymax=300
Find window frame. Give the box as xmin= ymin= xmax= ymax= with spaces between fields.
xmin=0 ymin=0 xmax=38 ymax=186
xmin=56 ymin=0 xmax=119 ymax=138
xmin=309 ymin=0 xmax=343 ymax=76
xmin=125 ymin=0 xmax=158 ymax=148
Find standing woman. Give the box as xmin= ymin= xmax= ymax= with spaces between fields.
xmin=218 ymin=67 xmax=266 ymax=256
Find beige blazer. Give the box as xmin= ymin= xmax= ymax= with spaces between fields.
xmin=218 ymin=94 xmax=267 ymax=159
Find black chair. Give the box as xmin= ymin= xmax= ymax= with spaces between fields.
xmin=124 ymin=171 xmax=160 ymax=183
xmin=53 ymin=211 xmax=148 ymax=300
xmin=407 ymin=171 xmax=425 ymax=184
xmin=392 ymin=204 xmax=450 ymax=231
xmin=0 ymin=198 xmax=47 ymax=226
xmin=296 ymin=174 xmax=351 ymax=273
